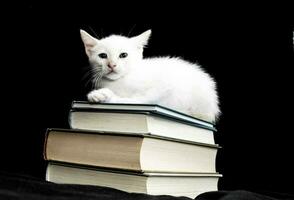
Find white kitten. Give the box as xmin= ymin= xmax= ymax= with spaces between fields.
xmin=80 ymin=29 xmax=220 ymax=122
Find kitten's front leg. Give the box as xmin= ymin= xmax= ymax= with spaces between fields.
xmin=87 ymin=88 xmax=116 ymax=103
xmin=87 ymin=88 xmax=141 ymax=103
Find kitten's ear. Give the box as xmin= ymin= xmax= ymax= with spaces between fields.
xmin=80 ymin=29 xmax=99 ymax=56
xmin=132 ymin=30 xmax=151 ymax=49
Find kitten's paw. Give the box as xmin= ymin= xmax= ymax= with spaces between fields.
xmin=87 ymin=88 xmax=115 ymax=103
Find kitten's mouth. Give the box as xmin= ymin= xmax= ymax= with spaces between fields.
xmin=107 ymin=69 xmax=115 ymax=75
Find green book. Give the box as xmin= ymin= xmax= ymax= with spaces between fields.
xmin=71 ymin=101 xmax=215 ymax=128
xmin=69 ymin=101 xmax=216 ymax=144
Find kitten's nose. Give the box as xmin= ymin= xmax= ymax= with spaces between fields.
xmin=107 ymin=63 xmax=116 ymax=69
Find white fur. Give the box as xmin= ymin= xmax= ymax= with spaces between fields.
xmin=81 ymin=29 xmax=220 ymax=122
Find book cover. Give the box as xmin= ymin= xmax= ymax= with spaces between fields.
xmin=44 ymin=128 xmax=220 ymax=173
xmin=71 ymin=101 xmax=215 ymax=129
xmin=69 ymin=104 xmax=216 ymax=144
xmin=46 ymin=161 xmax=221 ymax=198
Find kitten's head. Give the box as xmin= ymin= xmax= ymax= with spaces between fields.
xmin=80 ymin=29 xmax=151 ymax=81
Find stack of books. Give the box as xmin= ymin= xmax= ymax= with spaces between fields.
xmin=43 ymin=101 xmax=222 ymax=198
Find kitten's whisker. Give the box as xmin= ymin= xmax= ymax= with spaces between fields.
xmin=83 ymin=65 xmax=103 ymax=88
xmin=88 ymin=26 xmax=100 ymax=39
xmin=90 ymin=70 xmax=103 ymax=89
xmin=94 ymin=73 xmax=103 ymax=89
xmin=86 ymin=71 xmax=98 ymax=84
xmin=128 ymin=24 xmax=136 ymax=37
xmin=82 ymin=70 xmax=95 ymax=81
xmin=100 ymin=28 xmax=104 ymax=39
xmin=82 ymin=69 xmax=100 ymax=84
xmin=85 ymin=79 xmax=92 ymax=88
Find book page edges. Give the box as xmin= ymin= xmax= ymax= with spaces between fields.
xmin=46 ymin=128 xmax=220 ymax=148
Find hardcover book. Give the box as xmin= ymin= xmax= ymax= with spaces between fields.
xmin=44 ymin=128 xmax=219 ymax=173
xmin=69 ymin=102 xmax=216 ymax=144
xmin=46 ymin=162 xmax=221 ymax=199
xmin=71 ymin=101 xmax=215 ymax=128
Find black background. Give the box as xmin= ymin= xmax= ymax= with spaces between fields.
xmin=1 ymin=2 xmax=293 ymax=196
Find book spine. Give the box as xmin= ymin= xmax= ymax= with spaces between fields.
xmin=43 ymin=128 xmax=51 ymax=160
xmin=68 ymin=110 xmax=74 ymax=129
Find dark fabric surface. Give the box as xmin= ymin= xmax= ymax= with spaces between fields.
xmin=0 ymin=171 xmax=293 ymax=200
xmin=196 ymin=190 xmax=294 ymax=200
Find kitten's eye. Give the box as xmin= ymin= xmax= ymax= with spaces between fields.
xmin=119 ymin=52 xmax=128 ymax=58
xmin=98 ymin=53 xmax=107 ymax=59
